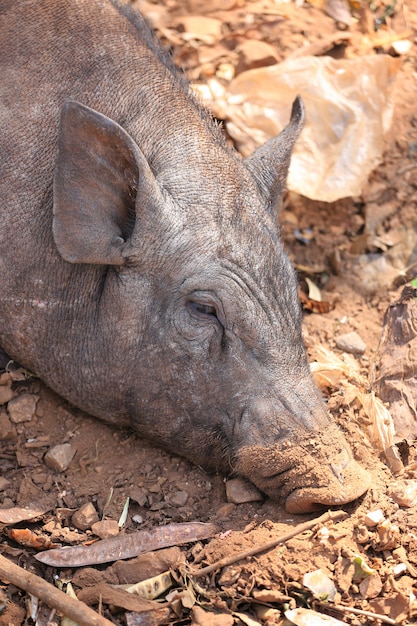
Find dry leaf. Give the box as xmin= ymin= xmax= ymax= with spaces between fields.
xmin=35 ymin=522 xmax=218 ymax=567
xmin=0 ymin=500 xmax=54 ymax=524
xmin=116 ymin=571 xmax=173 ymax=600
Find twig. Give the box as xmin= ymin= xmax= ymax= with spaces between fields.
xmin=191 ymin=510 xmax=347 ymax=578
xmin=317 ymin=601 xmax=398 ymax=625
xmin=0 ymin=554 xmax=114 ymax=626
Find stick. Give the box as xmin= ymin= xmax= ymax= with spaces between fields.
xmin=191 ymin=510 xmax=347 ymax=578
xmin=0 ymin=554 xmax=114 ymax=626
xmin=316 ymin=601 xmax=398 ymax=625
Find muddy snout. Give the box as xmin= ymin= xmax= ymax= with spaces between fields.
xmin=236 ymin=423 xmax=370 ymax=514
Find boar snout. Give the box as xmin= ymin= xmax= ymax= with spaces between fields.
xmin=236 ymin=422 xmax=370 ymax=514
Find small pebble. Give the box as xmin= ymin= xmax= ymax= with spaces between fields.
xmin=388 ymin=479 xmax=417 ymax=507
xmin=364 ymin=509 xmax=385 ymax=527
xmin=393 ymin=563 xmax=407 ymax=576
xmin=44 ymin=443 xmax=76 ymax=472
xmin=0 ymin=385 xmax=13 ymax=405
xmin=377 ymin=519 xmax=400 ymax=550
xmin=0 ymin=477 xmax=11 ymax=491
xmin=236 ymin=40 xmax=279 ymax=74
xmin=253 ymin=589 xmax=292 ymax=603
xmin=359 ymin=572 xmax=383 ymax=599
xmin=391 ymin=40 xmax=412 ymax=55
xmin=218 ymin=566 xmax=241 ymax=587
xmin=31 ymin=472 xmax=49 ymax=485
xmin=255 ymin=606 xmax=283 ymax=621
xmin=0 ymin=411 xmax=15 ymax=440
xmin=177 ymin=16 xmax=222 ymax=42
xmin=91 ymin=519 xmax=119 ymax=539
xmin=225 ymin=477 xmax=263 ymax=504
xmin=216 ymin=502 xmax=236 ymax=519
xmin=129 ymin=486 xmax=148 ymax=507
xmin=7 ymin=394 xmax=39 ymax=423
xmin=72 ymin=502 xmax=99 ymax=531
xmin=191 ymin=605 xmax=234 ymax=626
xmin=335 ymin=331 xmax=366 ymax=355
xmin=168 ymin=490 xmax=189 ymax=507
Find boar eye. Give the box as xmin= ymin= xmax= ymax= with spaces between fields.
xmin=187 ymin=301 xmax=218 ymax=320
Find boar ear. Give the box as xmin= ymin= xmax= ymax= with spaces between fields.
xmin=53 ymin=101 xmax=158 ymax=265
xmin=244 ymin=96 xmax=304 ymax=212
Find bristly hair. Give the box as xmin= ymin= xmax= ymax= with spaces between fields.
xmin=111 ymin=0 xmax=229 ymax=151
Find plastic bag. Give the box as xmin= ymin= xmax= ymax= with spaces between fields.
xmin=214 ymin=55 xmax=400 ymax=202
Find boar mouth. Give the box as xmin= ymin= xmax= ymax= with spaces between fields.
xmin=235 ymin=423 xmax=370 ymax=514
xmin=258 ymin=459 xmax=370 ymax=514
xmin=283 ymin=462 xmax=370 ymax=514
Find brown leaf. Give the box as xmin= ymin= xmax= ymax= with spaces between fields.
xmin=35 ymin=522 xmax=217 ymax=567
xmin=77 ymin=582 xmax=163 ymax=613
xmin=0 ymin=500 xmax=54 ymax=524
xmin=7 ymin=528 xmax=58 ymax=550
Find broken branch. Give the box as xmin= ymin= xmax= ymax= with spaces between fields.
xmin=0 ymin=554 xmax=114 ymax=626
xmin=316 ymin=601 xmax=398 ymax=625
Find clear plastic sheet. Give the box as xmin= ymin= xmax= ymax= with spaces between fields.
xmin=221 ymin=55 xmax=401 ymax=202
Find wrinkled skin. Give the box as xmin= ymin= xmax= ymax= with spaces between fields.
xmin=0 ymin=0 xmax=369 ymax=512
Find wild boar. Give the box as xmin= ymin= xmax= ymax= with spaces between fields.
xmin=0 ymin=0 xmax=369 ymax=512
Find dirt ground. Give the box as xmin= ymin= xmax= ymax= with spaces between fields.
xmin=1 ymin=0 xmax=417 ymax=624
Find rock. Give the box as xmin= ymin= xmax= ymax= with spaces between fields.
xmin=0 ymin=477 xmax=10 ymax=491
xmin=391 ymin=39 xmax=412 ymax=55
xmin=359 ymin=572 xmax=383 ymax=599
xmin=131 ymin=0 xmax=170 ymax=29
xmin=364 ymin=509 xmax=385 ymax=527
xmin=191 ymin=605 xmax=234 ymax=626
xmin=236 ymin=40 xmax=279 ymax=74
xmin=168 ymin=490 xmax=189 ymax=507
xmin=72 ymin=502 xmax=100 ymax=530
xmin=216 ymin=63 xmax=235 ymax=81
xmin=7 ymin=393 xmax=39 ymax=423
xmin=185 ymin=0 xmax=236 ymax=12
xmin=225 ymin=477 xmax=263 ymax=504
xmin=335 ymin=331 xmax=366 ymax=355
xmin=1 ymin=498 xmax=15 ymax=509
xmin=44 ymin=443 xmax=76 ymax=472
xmin=129 ymin=486 xmax=148 ymax=507
xmin=365 ymin=200 xmax=397 ymax=234
xmin=255 ymin=605 xmax=282 ymax=621
xmin=91 ymin=519 xmax=119 ymax=539
xmin=387 ymin=479 xmax=417 ymax=507
xmin=253 ymin=589 xmax=288 ymax=602
xmin=0 ymin=383 xmax=13 ymax=405
xmin=31 ymin=471 xmax=49 ymax=485
xmin=0 ymin=372 xmax=14 ymax=404
xmin=0 ymin=410 xmax=16 ymax=440
xmin=218 ymin=566 xmax=241 ymax=587
xmin=216 ymin=503 xmax=236 ymax=519
xmin=176 ymin=16 xmax=222 ymax=44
